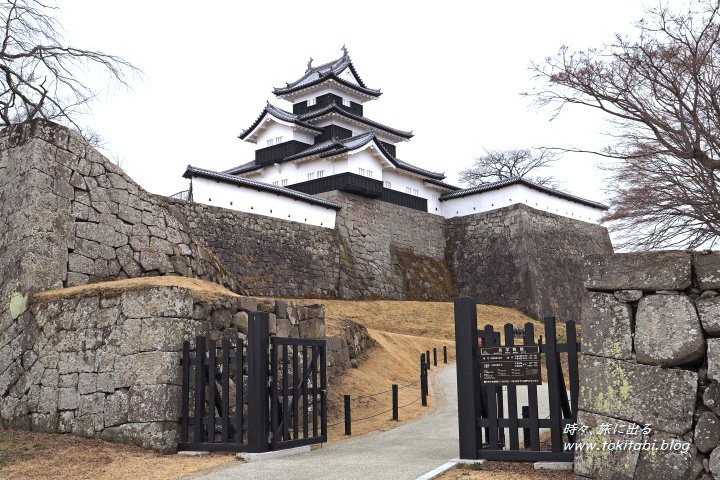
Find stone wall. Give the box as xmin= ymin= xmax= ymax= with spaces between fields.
xmin=576 ymin=251 xmax=720 ymax=479
xmin=0 ymin=278 xmax=325 ymax=453
xmin=319 ymin=191 xmax=453 ymax=301
xmin=170 ymin=190 xmax=455 ymax=301
xmin=445 ymin=203 xmax=613 ymax=321
xmin=165 ymin=199 xmax=340 ymax=298
xmin=0 ymin=119 xmax=241 ymax=303
xmin=325 ymin=318 xmax=374 ymax=376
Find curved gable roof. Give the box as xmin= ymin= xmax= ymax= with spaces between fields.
xmin=238 ymin=103 xmax=323 ymax=140
xmin=272 ymin=51 xmax=381 ymax=98
xmin=299 ymin=103 xmax=413 ymax=140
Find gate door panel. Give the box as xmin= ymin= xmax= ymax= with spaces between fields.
xmin=270 ymin=337 xmax=327 ymax=450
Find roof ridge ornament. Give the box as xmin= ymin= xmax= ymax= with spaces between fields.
xmin=307 ymin=57 xmax=314 ymax=71
xmin=342 ymin=45 xmax=348 ymax=57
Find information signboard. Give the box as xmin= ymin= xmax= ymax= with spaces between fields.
xmin=479 ymin=345 xmax=541 ymax=386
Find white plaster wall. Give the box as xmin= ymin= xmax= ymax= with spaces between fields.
xmin=440 ymin=184 xmax=603 ymax=223
xmin=241 ymin=157 xmax=341 ymax=185
xmin=346 ymin=148 xmax=383 ymax=178
xmin=292 ymin=131 xmax=315 ymax=144
xmin=191 ymin=177 xmax=337 ymax=228
xmin=382 ymin=169 xmax=439 ymax=213
xmin=253 ymin=121 xmax=295 ymax=147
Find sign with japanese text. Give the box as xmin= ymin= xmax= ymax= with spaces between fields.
xmin=479 ymin=345 xmax=541 ymax=385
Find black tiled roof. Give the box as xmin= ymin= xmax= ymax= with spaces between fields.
xmin=183 ymin=165 xmax=342 ymax=210
xmin=423 ymin=178 xmax=461 ymax=191
xmin=225 ymin=132 xmax=445 ymax=180
xmin=272 ymin=52 xmax=381 ymax=98
xmin=439 ymin=177 xmax=608 ymax=210
xmin=298 ymin=103 xmax=413 ymax=139
xmin=238 ymin=103 xmax=323 ymax=140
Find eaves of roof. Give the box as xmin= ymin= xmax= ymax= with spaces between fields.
xmin=423 ymin=178 xmax=461 ymax=191
xmin=238 ymin=104 xmax=323 ymax=140
xmin=273 ymin=72 xmax=381 ymax=98
xmin=299 ymin=104 xmax=413 ymax=139
xmin=183 ymin=165 xmax=342 ymax=210
xmin=439 ymin=177 xmax=608 ymax=210
xmin=225 ymin=132 xmax=445 ymax=181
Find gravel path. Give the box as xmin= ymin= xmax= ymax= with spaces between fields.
xmin=198 ymin=364 xmax=460 ymax=480
xmin=195 ymin=366 xmax=554 ymax=480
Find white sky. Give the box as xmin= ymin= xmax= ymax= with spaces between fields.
xmin=55 ymin=0 xmax=664 ymax=205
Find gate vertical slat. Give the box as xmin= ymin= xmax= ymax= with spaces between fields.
xmin=303 ymin=345 xmax=309 ymax=439
xmin=221 ymin=338 xmax=230 ymax=444
xmin=321 ymin=342 xmax=327 ymax=439
xmin=208 ymin=340 xmax=216 ymax=443
xmin=484 ymin=325 xmax=500 ymax=450
xmin=194 ymin=336 xmax=206 ymax=445
xmin=282 ymin=343 xmax=289 ymax=442
xmin=312 ymin=345 xmax=319 ymax=438
xmin=293 ymin=346 xmax=299 ymax=440
xmin=503 ymin=323 xmax=520 ymax=451
xmin=235 ymin=338 xmax=244 ymax=444
xmin=523 ymin=323 xmax=541 ymax=451
xmin=181 ymin=340 xmax=190 ymax=443
xmin=271 ymin=339 xmax=279 ymax=447
xmin=544 ymin=316 xmax=563 ymax=453
xmin=567 ymin=321 xmax=580 ymax=419
xmin=454 ymin=297 xmax=482 ymax=460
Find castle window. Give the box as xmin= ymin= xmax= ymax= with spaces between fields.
xmin=366 ymin=170 xmax=373 ymax=178
xmin=272 ymin=181 xmax=279 ymax=186
xmin=317 ymin=170 xmax=324 ymax=178
xmin=307 ymin=97 xmax=316 ymax=106
xmin=276 ymin=136 xmax=282 ymax=144
xmin=267 ymin=139 xmax=274 ymax=146
xmin=384 ymin=181 xmax=391 ymax=188
xmin=358 ymin=167 xmax=365 ymax=176
xmin=413 ymin=189 xmax=418 ymax=196
xmin=281 ymin=179 xmax=288 ymax=186
xmin=406 ymin=187 xmax=412 ymax=194
xmin=342 ymin=98 xmax=350 ymax=107
xmin=308 ymin=172 xmax=315 ymax=180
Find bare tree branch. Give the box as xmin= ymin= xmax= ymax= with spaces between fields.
xmin=0 ymin=0 xmax=140 ymax=134
xmin=458 ymin=148 xmax=562 ymax=189
xmin=525 ymin=0 xmax=720 ymax=249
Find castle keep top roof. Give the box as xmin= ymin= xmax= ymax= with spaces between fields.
xmin=272 ymin=49 xmax=381 ymax=98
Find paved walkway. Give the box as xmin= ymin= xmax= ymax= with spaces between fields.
xmin=198 ymin=364 xmax=460 ymax=480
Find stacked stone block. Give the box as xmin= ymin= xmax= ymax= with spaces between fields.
xmin=576 ymin=251 xmax=720 ymax=479
xmin=0 ymin=282 xmax=325 ymax=453
xmin=445 ymin=203 xmax=613 ymax=321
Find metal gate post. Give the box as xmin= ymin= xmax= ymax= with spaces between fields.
xmin=248 ymin=312 xmax=270 ymax=453
xmin=454 ymin=296 xmax=482 ymax=460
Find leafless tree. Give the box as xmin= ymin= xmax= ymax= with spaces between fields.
xmin=458 ymin=148 xmax=561 ymax=189
xmin=525 ymin=0 xmax=720 ymax=249
xmin=0 ymin=0 xmax=139 ymax=130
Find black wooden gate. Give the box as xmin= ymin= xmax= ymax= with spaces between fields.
xmin=455 ymin=296 xmax=580 ymax=462
xmin=270 ymin=338 xmax=327 ymax=449
xmin=178 ymin=312 xmax=327 ymax=453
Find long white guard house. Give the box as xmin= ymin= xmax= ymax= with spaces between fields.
xmin=183 ymin=48 xmax=607 ymax=227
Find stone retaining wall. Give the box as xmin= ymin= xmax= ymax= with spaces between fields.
xmin=576 ymin=251 xmax=720 ymax=479
xmin=445 ymin=203 xmax=613 ymax=321
xmin=0 ymin=280 xmax=324 ymax=453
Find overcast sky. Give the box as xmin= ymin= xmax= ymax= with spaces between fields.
xmin=54 ymin=0 xmax=666 ymax=204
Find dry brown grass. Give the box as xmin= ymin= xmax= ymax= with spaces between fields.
xmin=0 ymin=429 xmax=235 ymax=480
xmin=438 ymin=462 xmax=573 ymax=480
xmin=293 ymin=298 xmax=543 ymax=341
xmin=33 ymin=276 xmax=238 ymax=303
